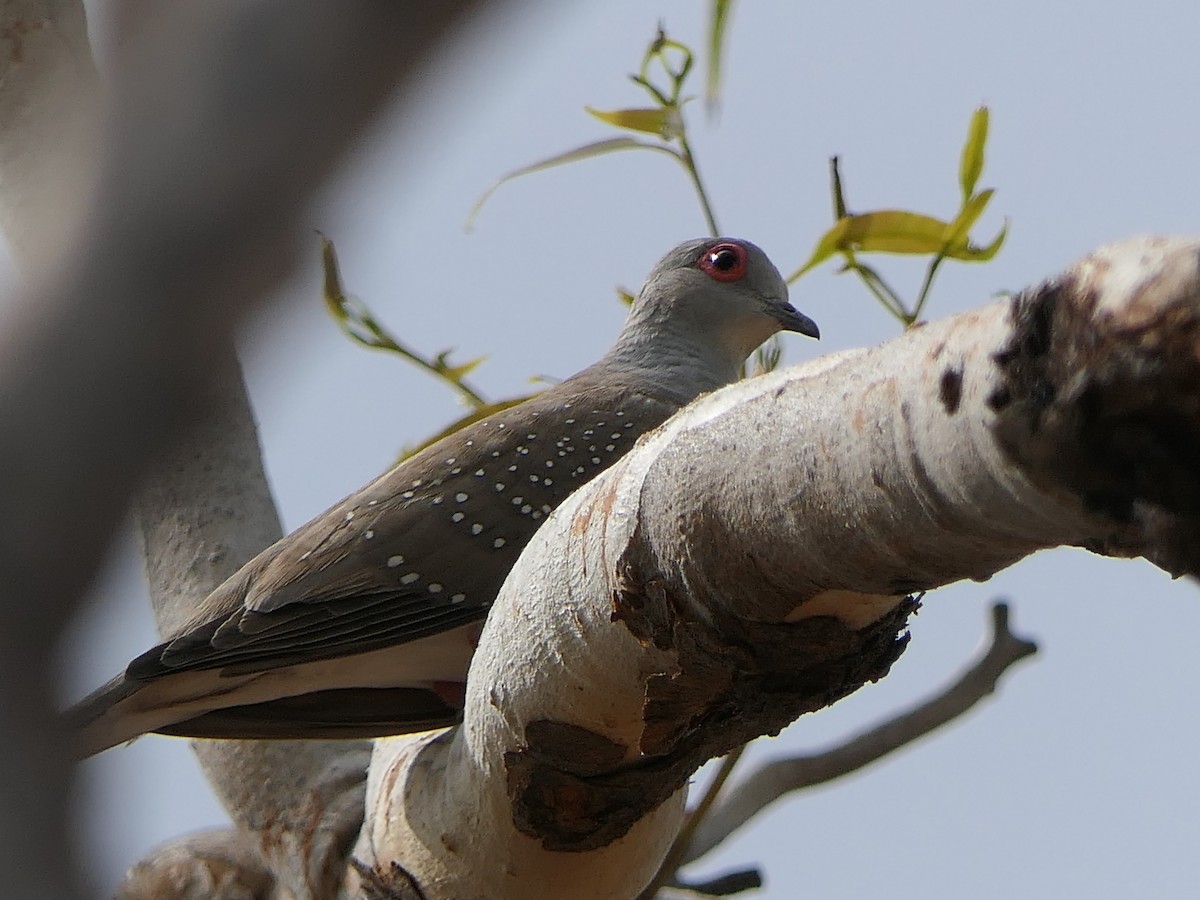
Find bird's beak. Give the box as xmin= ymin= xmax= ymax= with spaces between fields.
xmin=770 ymin=301 xmax=820 ymax=340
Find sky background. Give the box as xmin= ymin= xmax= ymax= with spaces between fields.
xmin=59 ymin=1 xmax=1200 ymax=897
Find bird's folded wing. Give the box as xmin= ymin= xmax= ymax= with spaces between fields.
xmin=127 ymin=378 xmax=682 ymax=683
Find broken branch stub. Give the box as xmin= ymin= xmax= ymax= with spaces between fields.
xmin=990 ymin=236 xmax=1200 ymax=575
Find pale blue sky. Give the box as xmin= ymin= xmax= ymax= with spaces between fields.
xmin=65 ymin=2 xmax=1200 ymax=896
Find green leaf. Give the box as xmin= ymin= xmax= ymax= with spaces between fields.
xmin=944 ymin=188 xmax=994 ymax=245
xmin=790 ymin=211 xmax=957 ymax=278
xmin=616 ymin=286 xmax=636 ymax=306
xmin=952 ymin=218 xmax=1008 ymax=262
xmin=466 ymin=138 xmax=680 ymax=231
xmin=959 ymin=105 xmax=989 ymax=202
xmin=706 ymin=0 xmax=734 ymax=113
xmin=790 ymin=205 xmax=1010 ymax=279
xmin=438 ymin=354 xmax=487 ymax=383
xmin=399 ymin=395 xmax=537 ymax=461
xmin=319 ymin=233 xmax=347 ymax=319
xmin=585 ymin=105 xmax=679 ymax=138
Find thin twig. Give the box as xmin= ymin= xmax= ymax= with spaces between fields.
xmin=641 ymin=745 xmax=746 ymax=899
xmin=680 ymin=601 xmax=1037 ymax=866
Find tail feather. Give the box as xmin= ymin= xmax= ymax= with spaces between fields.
xmin=69 ymin=676 xmax=461 ymax=756
xmin=68 ymin=625 xmax=480 ymax=756
xmin=69 ymin=674 xmax=155 ymax=758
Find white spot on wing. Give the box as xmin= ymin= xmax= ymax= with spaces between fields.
xmin=401 ymin=572 xmax=420 ymax=585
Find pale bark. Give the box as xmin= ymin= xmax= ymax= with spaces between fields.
xmin=131 ymin=351 xmax=373 ymax=900
xmin=354 ymin=236 xmax=1200 ymax=898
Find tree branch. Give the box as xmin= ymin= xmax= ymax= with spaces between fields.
xmin=354 ymin=236 xmax=1200 ymax=899
xmin=115 ymin=828 xmax=275 ymax=900
xmin=0 ymin=1 xmax=487 ymax=895
xmin=680 ymin=601 xmax=1037 ymax=865
xmin=122 ymin=350 xmax=374 ymax=900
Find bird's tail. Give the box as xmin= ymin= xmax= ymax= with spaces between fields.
xmin=67 ymin=674 xmax=150 ymax=758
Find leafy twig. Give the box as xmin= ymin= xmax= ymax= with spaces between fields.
xmin=790 ymin=106 xmax=1007 ymax=329
xmin=320 ymin=234 xmax=490 ymax=409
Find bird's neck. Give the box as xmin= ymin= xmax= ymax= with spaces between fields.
xmin=600 ymin=325 xmax=744 ymax=403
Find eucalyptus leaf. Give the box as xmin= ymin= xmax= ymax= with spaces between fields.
xmin=959 ymin=105 xmax=989 ymax=202
xmin=466 ymin=138 xmax=680 ymax=231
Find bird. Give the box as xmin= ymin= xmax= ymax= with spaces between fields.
xmin=72 ymin=237 xmax=819 ymax=756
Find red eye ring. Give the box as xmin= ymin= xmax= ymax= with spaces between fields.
xmin=698 ymin=242 xmax=749 ymax=282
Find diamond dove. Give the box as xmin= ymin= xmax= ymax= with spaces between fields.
xmin=72 ymin=237 xmax=819 ymax=755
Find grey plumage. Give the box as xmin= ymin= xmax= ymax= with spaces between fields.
xmin=72 ymin=237 xmax=818 ymax=755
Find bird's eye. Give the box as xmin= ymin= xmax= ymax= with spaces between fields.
xmin=698 ymin=242 xmax=748 ymax=282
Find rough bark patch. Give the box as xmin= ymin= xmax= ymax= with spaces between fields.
xmin=939 ymin=365 xmax=963 ymax=414
xmin=991 ymin=271 xmax=1200 ymax=575
xmin=503 ymin=556 xmax=915 ymax=852
xmin=505 ymin=722 xmax=653 ymax=852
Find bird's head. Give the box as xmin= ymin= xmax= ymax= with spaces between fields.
xmin=621 ymin=237 xmax=819 ymax=380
